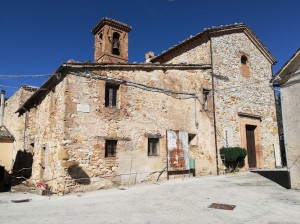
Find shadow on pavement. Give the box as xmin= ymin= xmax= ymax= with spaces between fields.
xmin=251 ymin=169 xmax=291 ymax=189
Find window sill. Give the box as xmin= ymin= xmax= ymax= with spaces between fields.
xmin=105 ymin=156 xmax=117 ymax=160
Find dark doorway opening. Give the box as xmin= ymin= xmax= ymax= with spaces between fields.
xmin=246 ymin=125 xmax=257 ymax=168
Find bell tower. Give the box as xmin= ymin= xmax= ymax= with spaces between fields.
xmin=92 ymin=18 xmax=132 ymax=63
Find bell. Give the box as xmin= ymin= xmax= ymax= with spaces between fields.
xmin=113 ymin=42 xmax=119 ymax=50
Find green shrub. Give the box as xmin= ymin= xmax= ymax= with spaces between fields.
xmin=220 ymin=147 xmax=247 ymax=171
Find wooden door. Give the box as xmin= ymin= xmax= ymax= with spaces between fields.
xmin=246 ymin=125 xmax=257 ymax=168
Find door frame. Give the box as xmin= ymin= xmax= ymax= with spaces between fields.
xmin=246 ymin=124 xmax=257 ymax=168
xmin=238 ymin=113 xmax=264 ymax=168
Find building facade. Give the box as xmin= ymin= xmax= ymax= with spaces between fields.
xmin=272 ymin=48 xmax=300 ymax=189
xmin=5 ymin=18 xmax=279 ymax=194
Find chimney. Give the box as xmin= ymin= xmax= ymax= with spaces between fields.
xmin=0 ymin=90 xmax=5 ymax=126
xmin=145 ymin=52 xmax=154 ymax=62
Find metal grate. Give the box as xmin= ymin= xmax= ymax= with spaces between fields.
xmin=208 ymin=203 xmax=236 ymax=210
xmin=11 ymin=199 xmax=31 ymax=203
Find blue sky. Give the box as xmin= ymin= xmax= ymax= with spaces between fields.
xmin=0 ymin=0 xmax=299 ymax=97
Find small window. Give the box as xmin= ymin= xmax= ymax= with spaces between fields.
xmin=240 ymin=53 xmax=250 ymax=78
xmin=99 ymin=32 xmax=103 ymax=46
xmin=241 ymin=55 xmax=248 ymax=65
xmin=105 ymin=83 xmax=119 ymax=107
xmin=203 ymin=89 xmax=210 ymax=110
xmin=105 ymin=140 xmax=117 ymax=157
xmin=148 ymin=138 xmax=159 ymax=156
xmin=188 ymin=134 xmax=196 ymax=145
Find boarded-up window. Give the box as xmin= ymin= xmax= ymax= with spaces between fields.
xmin=105 ymin=83 xmax=119 ymax=107
xmin=167 ymin=130 xmax=189 ymax=171
xmin=105 ymin=140 xmax=117 ymax=157
xmin=148 ymin=138 xmax=159 ymax=156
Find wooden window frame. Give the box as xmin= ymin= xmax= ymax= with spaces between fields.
xmin=105 ymin=83 xmax=119 ymax=108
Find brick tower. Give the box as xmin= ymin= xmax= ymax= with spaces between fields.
xmin=92 ymin=18 xmax=132 ymax=63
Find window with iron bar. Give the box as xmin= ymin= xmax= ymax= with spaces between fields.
xmin=105 ymin=83 xmax=119 ymax=108
xmin=105 ymin=140 xmax=117 ymax=157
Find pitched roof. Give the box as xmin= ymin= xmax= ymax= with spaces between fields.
xmin=0 ymin=126 xmax=14 ymax=140
xmin=271 ymin=48 xmax=300 ymax=84
xmin=20 ymin=85 xmax=39 ymax=92
xmin=16 ymin=62 xmax=211 ymax=115
xmin=151 ymin=23 xmax=276 ymax=64
xmin=92 ymin=17 xmax=132 ymax=34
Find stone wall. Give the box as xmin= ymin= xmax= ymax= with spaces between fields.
xmin=155 ymin=31 xmax=279 ymax=171
xmin=156 ymin=37 xmax=211 ymax=65
xmin=211 ymin=32 xmax=278 ymax=169
xmin=4 ymin=86 xmax=37 ymax=168
xmin=14 ymin=67 xmax=218 ymax=194
xmin=56 ymin=67 xmax=216 ymax=194
xmin=25 ymin=80 xmax=67 ymax=193
xmin=5 ymin=81 xmax=68 ymax=192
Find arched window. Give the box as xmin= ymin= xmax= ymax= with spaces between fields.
xmin=241 ymin=55 xmax=248 ymax=65
xmin=112 ymin=32 xmax=120 ymax=55
xmin=240 ymin=53 xmax=250 ymax=78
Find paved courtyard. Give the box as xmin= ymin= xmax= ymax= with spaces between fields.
xmin=0 ymin=172 xmax=299 ymax=224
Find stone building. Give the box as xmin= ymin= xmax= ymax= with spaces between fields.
xmin=0 ymin=90 xmax=14 ymax=190
xmin=272 ymin=48 xmax=300 ymax=189
xmin=5 ymin=18 xmax=279 ymax=194
xmin=2 ymin=85 xmax=37 ymax=186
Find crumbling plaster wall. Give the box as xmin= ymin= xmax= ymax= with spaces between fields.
xmin=281 ymin=66 xmax=300 ymax=189
xmin=211 ymin=32 xmax=278 ymax=168
xmin=58 ymin=67 xmax=216 ymax=193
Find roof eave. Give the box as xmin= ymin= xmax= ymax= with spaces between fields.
xmin=91 ymin=18 xmax=132 ymax=34
xmin=16 ymin=65 xmax=67 ymax=115
xmin=151 ymin=24 xmax=276 ymax=65
xmin=15 ymin=62 xmax=211 ymax=115
xmin=271 ymin=48 xmax=300 ymax=85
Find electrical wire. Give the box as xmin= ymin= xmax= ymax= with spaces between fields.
xmin=0 ymin=74 xmax=51 ymax=78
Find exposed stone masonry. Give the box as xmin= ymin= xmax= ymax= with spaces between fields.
xmin=4 ymin=21 xmax=280 ymax=195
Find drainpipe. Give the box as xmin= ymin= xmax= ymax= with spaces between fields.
xmin=209 ymin=34 xmax=219 ymax=175
xmin=0 ymin=90 xmax=5 ymax=126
